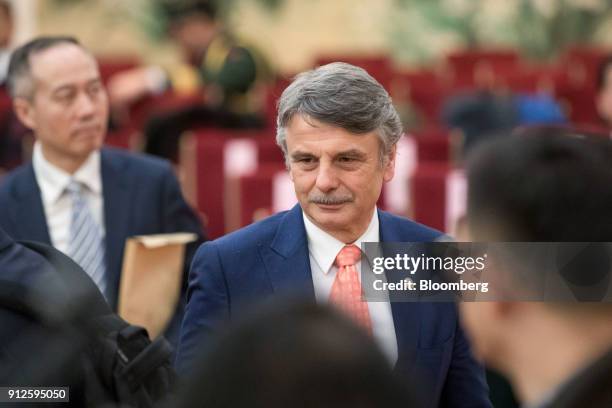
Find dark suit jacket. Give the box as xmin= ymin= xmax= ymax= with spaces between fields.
xmin=0 ymin=147 xmax=206 ymax=309
xmin=0 ymin=226 xmax=62 ymax=374
xmin=0 ymin=226 xmax=50 ymax=287
xmin=0 ymin=227 xmax=89 ymax=403
xmin=177 ymin=205 xmax=491 ymax=408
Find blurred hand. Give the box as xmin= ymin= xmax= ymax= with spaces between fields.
xmin=107 ymin=66 xmax=163 ymax=110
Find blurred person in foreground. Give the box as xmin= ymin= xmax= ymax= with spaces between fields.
xmin=0 ymin=36 xmax=205 ymax=344
xmin=461 ymin=127 xmax=612 ymax=408
xmin=175 ymin=300 xmax=420 ymax=408
xmin=108 ymin=0 xmax=272 ymax=161
xmin=177 ymin=62 xmax=491 ymax=407
xmin=0 ymin=224 xmax=88 ymax=405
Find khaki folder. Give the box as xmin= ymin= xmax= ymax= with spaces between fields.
xmin=118 ymin=233 xmax=197 ymax=338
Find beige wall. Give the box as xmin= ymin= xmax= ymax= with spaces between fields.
xmin=36 ymin=0 xmax=180 ymax=66
xmin=26 ymin=0 xmax=612 ymax=75
xmin=229 ymin=0 xmax=393 ymax=73
xmin=34 ymin=0 xmax=397 ymax=73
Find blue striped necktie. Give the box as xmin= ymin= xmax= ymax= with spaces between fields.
xmin=66 ymin=179 xmax=108 ymax=299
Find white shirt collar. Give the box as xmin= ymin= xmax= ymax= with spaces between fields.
xmin=303 ymin=208 xmax=379 ymax=274
xmin=32 ymin=142 xmax=102 ymax=206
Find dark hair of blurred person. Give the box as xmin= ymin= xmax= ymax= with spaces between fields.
xmin=162 ymin=0 xmax=219 ymax=66
xmin=175 ymin=300 xmax=421 ymax=408
xmin=467 ymin=126 xmax=612 ymax=241
xmin=460 ymin=127 xmax=612 ymax=408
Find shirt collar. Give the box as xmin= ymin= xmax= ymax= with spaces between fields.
xmin=32 ymin=142 xmax=102 ymax=206
xmin=303 ymin=208 xmax=379 ymax=274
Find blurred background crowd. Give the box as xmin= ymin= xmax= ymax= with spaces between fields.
xmin=1 ymin=0 xmax=612 ymax=239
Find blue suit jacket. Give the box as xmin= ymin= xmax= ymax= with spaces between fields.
xmin=177 ymin=205 xmax=491 ymax=408
xmin=0 ymin=226 xmax=53 ymax=290
xmin=0 ymin=147 xmax=206 ymax=310
xmin=0 ymin=226 xmax=73 ymax=368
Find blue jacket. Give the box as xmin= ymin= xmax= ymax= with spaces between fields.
xmin=0 ymin=148 xmax=205 ymax=309
xmin=177 ymin=205 xmax=491 ymax=407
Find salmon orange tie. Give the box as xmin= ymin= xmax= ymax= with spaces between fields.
xmin=329 ymin=244 xmax=372 ymax=335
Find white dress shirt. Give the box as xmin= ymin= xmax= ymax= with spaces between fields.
xmin=303 ymin=209 xmax=398 ymax=365
xmin=32 ymin=142 xmax=105 ymax=254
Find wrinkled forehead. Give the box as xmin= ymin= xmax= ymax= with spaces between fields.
xmin=286 ymin=115 xmax=382 ymax=153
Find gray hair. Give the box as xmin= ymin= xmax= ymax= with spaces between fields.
xmin=276 ymin=62 xmax=403 ymax=164
xmin=7 ymin=36 xmax=81 ymax=99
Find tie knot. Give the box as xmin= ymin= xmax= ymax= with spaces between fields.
xmin=334 ymin=244 xmax=361 ymax=268
xmin=66 ymin=180 xmax=83 ymax=196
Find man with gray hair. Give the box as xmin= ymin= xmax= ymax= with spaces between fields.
xmin=178 ymin=63 xmax=490 ymax=407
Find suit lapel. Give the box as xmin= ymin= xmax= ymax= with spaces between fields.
xmin=14 ymin=165 xmax=52 ymax=244
xmin=100 ymin=149 xmax=132 ymax=306
xmin=260 ymin=204 xmax=315 ymax=300
xmin=378 ymin=210 xmax=421 ymax=372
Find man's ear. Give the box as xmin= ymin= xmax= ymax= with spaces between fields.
xmin=288 ymin=165 xmax=295 ymax=182
xmin=383 ymin=144 xmax=397 ymax=183
xmin=12 ymin=97 xmax=36 ymax=130
xmin=285 ymin=156 xmax=295 ymax=182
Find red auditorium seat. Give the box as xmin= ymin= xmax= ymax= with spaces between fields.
xmin=104 ymin=126 xmax=135 ymax=149
xmin=0 ymin=86 xmax=10 ymax=106
xmin=446 ymin=49 xmax=521 ymax=89
xmin=504 ymin=65 xmax=560 ymax=94
xmin=411 ymin=163 xmax=450 ymax=232
xmin=180 ymin=131 xmax=226 ymax=238
xmin=410 ymin=128 xmax=451 ymax=163
xmin=254 ymin=136 xmax=285 ymax=166
xmin=230 ymin=163 xmax=288 ymax=229
xmin=0 ymin=87 xmax=11 ymax=124
xmin=561 ymin=45 xmax=607 ymax=86
xmin=264 ymin=78 xmax=291 ymax=130
xmin=555 ymin=85 xmax=600 ymax=125
xmin=314 ymin=55 xmax=393 ymax=90
xmin=179 ymin=129 xmax=280 ymax=238
xmin=105 ymin=91 xmax=204 ymax=150
xmin=97 ymin=57 xmax=140 ymax=84
xmin=393 ymin=69 xmax=448 ymax=125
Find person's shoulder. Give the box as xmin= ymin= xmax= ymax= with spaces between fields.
xmin=0 ymin=163 xmax=34 ymax=199
xmin=205 ymin=210 xmax=290 ymax=254
xmin=379 ymin=210 xmax=443 ymax=242
xmin=101 ymin=147 xmax=173 ymax=177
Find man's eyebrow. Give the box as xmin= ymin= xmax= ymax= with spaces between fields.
xmin=290 ymin=150 xmax=317 ymax=159
xmin=334 ymin=149 xmax=367 ymax=158
xmin=51 ymin=78 xmax=101 ymax=94
xmin=51 ymin=84 xmax=75 ymax=94
xmin=85 ymin=78 xmax=102 ymax=86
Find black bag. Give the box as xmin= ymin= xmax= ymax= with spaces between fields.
xmin=11 ymin=240 xmax=177 ymax=407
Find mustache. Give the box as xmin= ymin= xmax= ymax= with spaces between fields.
xmin=308 ymin=193 xmax=354 ymax=205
